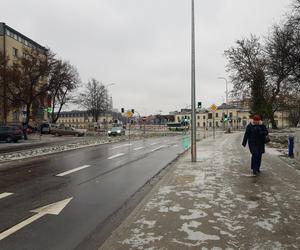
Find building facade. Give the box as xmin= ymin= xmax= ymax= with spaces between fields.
xmin=0 ymin=22 xmax=48 ymax=125
xmin=174 ymin=103 xmax=290 ymax=129
xmin=56 ymin=110 xmax=113 ymax=129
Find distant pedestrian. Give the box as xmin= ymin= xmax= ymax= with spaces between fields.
xmin=242 ymin=115 xmax=269 ymax=175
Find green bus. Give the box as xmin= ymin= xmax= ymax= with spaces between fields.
xmin=167 ymin=122 xmax=189 ymax=132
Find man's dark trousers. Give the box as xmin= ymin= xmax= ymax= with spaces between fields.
xmin=251 ymin=153 xmax=262 ymax=172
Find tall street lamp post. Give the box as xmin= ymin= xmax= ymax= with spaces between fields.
xmin=105 ymin=83 xmax=115 ymax=130
xmin=191 ymin=0 xmax=197 ymax=162
xmin=218 ymin=77 xmax=230 ymax=132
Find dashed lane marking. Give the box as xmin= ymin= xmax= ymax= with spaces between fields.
xmin=108 ymin=153 xmax=125 ymax=160
xmin=150 ymin=142 xmax=158 ymax=146
xmin=56 ymin=165 xmax=91 ymax=177
xmin=133 ymin=147 xmax=144 ymax=151
xmin=0 ymin=192 xmax=13 ymax=200
xmin=112 ymin=143 xmax=132 ymax=149
xmin=150 ymin=145 xmax=166 ymax=152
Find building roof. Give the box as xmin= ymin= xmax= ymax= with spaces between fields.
xmin=0 ymin=22 xmax=47 ymax=52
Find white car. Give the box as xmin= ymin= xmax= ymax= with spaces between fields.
xmin=108 ymin=127 xmax=125 ymax=136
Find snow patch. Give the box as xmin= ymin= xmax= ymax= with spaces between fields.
xmin=180 ymin=221 xmax=220 ymax=242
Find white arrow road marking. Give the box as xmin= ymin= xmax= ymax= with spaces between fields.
xmin=0 ymin=197 xmax=73 ymax=241
xmin=56 ymin=165 xmax=91 ymax=177
xmin=112 ymin=143 xmax=132 ymax=149
xmin=108 ymin=153 xmax=125 ymax=160
xmin=0 ymin=193 xmax=13 ymax=200
xmin=133 ymin=146 xmax=144 ymax=151
xmin=150 ymin=145 xmax=166 ymax=152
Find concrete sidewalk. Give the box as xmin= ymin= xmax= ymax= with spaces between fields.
xmin=100 ymin=132 xmax=300 ymax=249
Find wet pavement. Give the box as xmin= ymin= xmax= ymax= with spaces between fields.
xmin=0 ymin=136 xmax=185 ymax=250
xmin=101 ymin=132 xmax=300 ymax=249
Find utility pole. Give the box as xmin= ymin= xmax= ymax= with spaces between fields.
xmin=191 ymin=0 xmax=197 ymax=162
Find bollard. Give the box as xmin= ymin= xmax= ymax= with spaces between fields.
xmin=288 ymin=135 xmax=294 ymax=158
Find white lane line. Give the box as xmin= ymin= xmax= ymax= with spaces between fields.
xmin=134 ymin=147 xmax=144 ymax=151
xmin=151 ymin=145 xmax=166 ymax=152
xmin=108 ymin=153 xmax=125 ymax=160
xmin=56 ymin=165 xmax=91 ymax=177
xmin=112 ymin=143 xmax=132 ymax=149
xmin=150 ymin=142 xmax=158 ymax=146
xmin=0 ymin=192 xmax=13 ymax=200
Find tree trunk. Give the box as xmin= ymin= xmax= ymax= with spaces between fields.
xmin=270 ymin=115 xmax=278 ymax=129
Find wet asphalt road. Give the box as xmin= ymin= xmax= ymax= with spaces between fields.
xmin=0 ymin=135 xmax=185 ymax=250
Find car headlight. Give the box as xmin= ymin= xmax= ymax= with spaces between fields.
xmin=117 ymin=130 xmax=121 ymax=133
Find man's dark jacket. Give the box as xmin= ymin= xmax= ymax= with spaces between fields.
xmin=242 ymin=123 xmax=268 ymax=154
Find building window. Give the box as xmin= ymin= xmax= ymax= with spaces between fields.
xmin=208 ymin=113 xmax=213 ymax=119
xmin=197 ymin=122 xmax=200 ymax=127
xmin=216 ymin=113 xmax=218 ymax=118
xmin=216 ymin=121 xmax=219 ymax=127
xmin=229 ymin=112 xmax=233 ymax=117
xmin=203 ymin=115 xmax=206 ymax=119
xmin=12 ymin=48 xmax=18 ymax=57
xmin=209 ymin=122 xmax=212 ymax=127
xmin=203 ymin=122 xmax=206 ymax=127
xmin=197 ymin=116 xmax=200 ymax=119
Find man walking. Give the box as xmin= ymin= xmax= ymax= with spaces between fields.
xmin=242 ymin=115 xmax=269 ymax=175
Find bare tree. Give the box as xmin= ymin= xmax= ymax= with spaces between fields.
xmin=6 ymin=48 xmax=54 ymax=126
xmin=225 ymin=15 xmax=300 ymax=129
xmin=48 ymin=60 xmax=80 ymax=123
xmin=75 ymin=79 xmax=108 ymax=122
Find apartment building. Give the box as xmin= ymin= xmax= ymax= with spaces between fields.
xmin=0 ymin=22 xmax=48 ymax=124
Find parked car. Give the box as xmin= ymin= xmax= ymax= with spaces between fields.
xmin=40 ymin=123 xmax=51 ymax=134
xmin=108 ymin=126 xmax=125 ymax=136
xmin=51 ymin=126 xmax=85 ymax=137
xmin=0 ymin=125 xmax=23 ymax=143
xmin=40 ymin=123 xmax=59 ymax=134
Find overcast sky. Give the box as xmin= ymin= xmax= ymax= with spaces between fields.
xmin=2 ymin=0 xmax=291 ymax=115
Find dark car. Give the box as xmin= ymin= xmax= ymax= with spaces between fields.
xmin=0 ymin=125 xmax=23 ymax=143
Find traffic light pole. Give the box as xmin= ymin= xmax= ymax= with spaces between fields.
xmin=191 ymin=0 xmax=197 ymax=162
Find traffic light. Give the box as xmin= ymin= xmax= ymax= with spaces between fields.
xmin=224 ymin=114 xmax=228 ymax=122
xmin=131 ymin=109 xmax=134 ymax=114
xmin=197 ymin=102 xmax=202 ymax=109
xmin=121 ymin=108 xmax=124 ymax=113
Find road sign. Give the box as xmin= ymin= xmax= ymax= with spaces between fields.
xmin=127 ymin=111 xmax=133 ymax=118
xmin=210 ymin=104 xmax=217 ymax=112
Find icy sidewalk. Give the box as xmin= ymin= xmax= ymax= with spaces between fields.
xmin=100 ymin=133 xmax=300 ymax=250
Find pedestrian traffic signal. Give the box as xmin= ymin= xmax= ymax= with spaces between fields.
xmin=197 ymin=102 xmax=202 ymax=109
